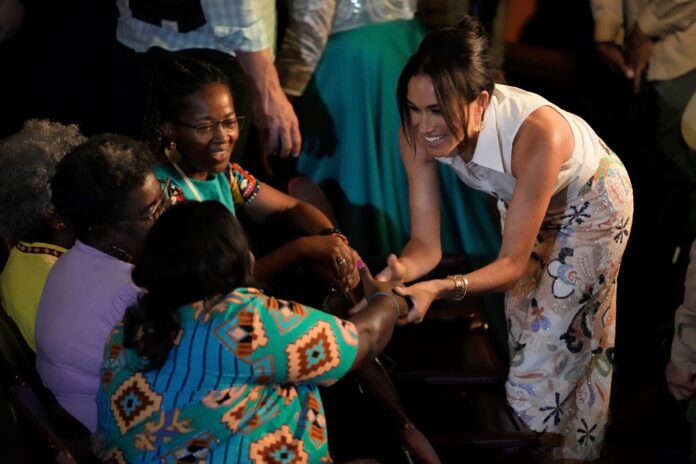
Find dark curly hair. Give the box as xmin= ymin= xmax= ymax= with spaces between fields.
xmin=397 ymin=15 xmax=498 ymax=148
xmin=123 ymin=201 xmax=253 ymax=370
xmin=143 ymin=52 xmax=230 ymax=152
xmin=0 ymin=120 xmax=85 ymax=241
xmin=51 ymin=134 xmax=155 ymax=238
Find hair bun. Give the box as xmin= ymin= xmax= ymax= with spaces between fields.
xmin=455 ymin=15 xmax=486 ymax=39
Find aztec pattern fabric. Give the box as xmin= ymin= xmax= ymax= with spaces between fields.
xmin=94 ymin=287 xmax=359 ymax=463
xmin=502 ymin=147 xmax=633 ymax=461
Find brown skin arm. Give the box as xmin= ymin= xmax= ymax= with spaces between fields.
xmin=348 ymin=262 xmax=409 ymax=370
xmin=246 ymin=183 xmax=359 ymax=289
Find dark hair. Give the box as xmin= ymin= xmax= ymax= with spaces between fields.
xmin=143 ymin=52 xmax=230 ymax=150
xmin=396 ymin=15 xmax=497 ymax=147
xmin=0 ymin=120 xmax=85 ymax=241
xmin=123 ymin=201 xmax=253 ymax=370
xmin=50 ymin=134 xmax=155 ymax=238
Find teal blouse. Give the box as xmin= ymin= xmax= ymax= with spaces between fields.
xmin=94 ymin=288 xmax=359 ymax=463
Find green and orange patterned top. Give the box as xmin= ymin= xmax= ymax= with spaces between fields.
xmin=94 ymin=287 xmax=359 ymax=463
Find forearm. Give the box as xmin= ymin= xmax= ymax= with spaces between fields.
xmin=427 ymin=255 xmax=526 ymax=300
xmin=266 ymin=202 xmax=334 ymax=237
xmin=236 ymin=49 xmax=285 ymax=107
xmin=399 ymin=238 xmax=442 ymax=283
xmin=253 ymin=238 xmax=309 ymax=282
xmin=349 ymin=295 xmax=399 ymax=368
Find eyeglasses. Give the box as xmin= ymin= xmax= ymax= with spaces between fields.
xmin=175 ymin=116 xmax=246 ymax=139
xmin=112 ymin=179 xmax=173 ymax=224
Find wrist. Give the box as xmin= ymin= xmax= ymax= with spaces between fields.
xmin=445 ymin=274 xmax=469 ymax=301
xmin=367 ymin=291 xmax=402 ymax=319
xmin=318 ymin=227 xmax=348 ymax=245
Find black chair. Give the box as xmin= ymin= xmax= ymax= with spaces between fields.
xmin=0 ymin=307 xmax=96 ymax=463
xmin=0 ymin=311 xmax=36 ymax=388
xmin=10 ymin=384 xmax=82 ymax=464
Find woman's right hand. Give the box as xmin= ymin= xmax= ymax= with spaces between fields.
xmin=376 ymin=253 xmax=408 ymax=283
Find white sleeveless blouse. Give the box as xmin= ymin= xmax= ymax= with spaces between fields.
xmin=436 ymin=85 xmax=602 ymax=204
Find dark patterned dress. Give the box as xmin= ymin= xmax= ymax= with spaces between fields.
xmin=94 ymin=288 xmax=359 ymax=463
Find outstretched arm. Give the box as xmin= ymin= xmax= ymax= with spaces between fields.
xmin=378 ymin=132 xmax=443 ymax=284
xmin=397 ymin=106 xmax=571 ymax=322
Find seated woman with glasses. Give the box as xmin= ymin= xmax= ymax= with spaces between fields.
xmin=94 ymin=200 xmax=410 ymax=463
xmin=147 ymin=53 xmax=359 ymax=300
xmin=35 ymin=134 xmax=171 ymax=432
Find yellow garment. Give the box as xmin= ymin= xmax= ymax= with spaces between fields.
xmin=0 ymin=241 xmax=65 ymax=351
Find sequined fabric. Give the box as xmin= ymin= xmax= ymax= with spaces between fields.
xmin=501 ymin=147 xmax=633 ymax=461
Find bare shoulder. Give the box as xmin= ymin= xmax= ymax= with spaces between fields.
xmin=511 ymin=106 xmax=574 ymax=177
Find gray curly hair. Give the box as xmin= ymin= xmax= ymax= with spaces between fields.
xmin=0 ymin=120 xmax=86 ymax=241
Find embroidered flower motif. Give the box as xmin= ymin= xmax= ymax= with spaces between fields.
xmin=547 ymin=247 xmax=577 ymax=299
xmin=560 ymin=202 xmax=591 ymax=227
xmin=613 ymin=217 xmax=631 ymax=244
xmin=577 ymin=418 xmax=597 ymax=446
xmin=540 ymin=392 xmax=564 ymax=426
xmin=530 ymin=298 xmax=551 ymax=332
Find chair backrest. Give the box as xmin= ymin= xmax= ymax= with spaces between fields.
xmin=10 ymin=384 xmax=80 ymax=464
xmin=287 ymin=176 xmax=338 ymax=225
xmin=0 ymin=312 xmax=35 ymax=388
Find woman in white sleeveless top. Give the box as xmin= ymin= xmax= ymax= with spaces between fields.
xmin=379 ymin=16 xmax=634 ymax=462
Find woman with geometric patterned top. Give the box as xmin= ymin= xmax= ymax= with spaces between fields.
xmin=94 ymin=200 xmax=411 ymax=463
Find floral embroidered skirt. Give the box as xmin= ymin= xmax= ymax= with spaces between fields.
xmin=500 ymin=150 xmax=633 ymax=461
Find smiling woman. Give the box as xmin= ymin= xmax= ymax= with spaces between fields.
xmin=381 ymin=16 xmax=635 ymax=462
xmin=145 ymin=53 xmax=362 ymax=297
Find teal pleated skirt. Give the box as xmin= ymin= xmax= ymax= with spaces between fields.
xmin=295 ymin=19 xmax=500 ymax=263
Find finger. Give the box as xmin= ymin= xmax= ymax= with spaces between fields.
xmin=356 ymin=258 xmax=373 ymax=281
xmin=375 ymin=268 xmax=391 ymax=282
xmin=623 ymin=65 xmax=635 ymax=79
xmin=277 ymin=125 xmax=292 ymax=159
xmin=673 ymin=387 xmax=692 ymax=401
xmin=633 ymin=71 xmax=641 ymax=94
xmin=347 ymin=297 xmax=368 ymax=315
xmin=263 ymin=126 xmax=280 ymax=158
xmin=334 ymin=255 xmax=348 ymax=280
xmin=393 ymin=286 xmax=410 ymax=298
xmin=406 ymin=307 xmax=423 ymax=324
xmin=290 ymin=118 xmax=301 ymax=157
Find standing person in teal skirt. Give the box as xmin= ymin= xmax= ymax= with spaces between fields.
xmin=276 ymin=0 xmax=500 ymax=261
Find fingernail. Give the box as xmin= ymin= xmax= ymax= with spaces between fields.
xmin=356 ymin=259 xmax=365 ymax=269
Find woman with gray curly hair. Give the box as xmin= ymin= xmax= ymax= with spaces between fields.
xmin=0 ymin=119 xmax=85 ymax=351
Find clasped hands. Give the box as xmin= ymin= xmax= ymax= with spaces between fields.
xmin=349 ymin=254 xmax=437 ymax=325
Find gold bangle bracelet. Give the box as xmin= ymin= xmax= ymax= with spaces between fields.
xmin=446 ymin=274 xmax=469 ymax=301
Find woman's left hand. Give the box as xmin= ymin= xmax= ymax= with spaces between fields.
xmin=393 ymin=280 xmax=438 ymax=325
